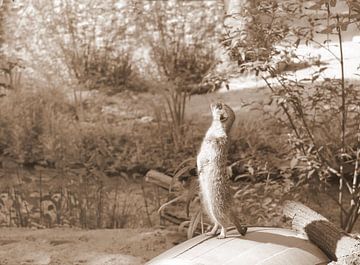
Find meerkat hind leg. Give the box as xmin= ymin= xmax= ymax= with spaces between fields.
xmin=217 ymin=226 xmax=227 ymax=239
xmin=205 ymin=223 xmax=219 ymax=236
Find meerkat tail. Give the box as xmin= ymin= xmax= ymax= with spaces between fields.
xmin=230 ymin=211 xmax=247 ymax=236
xmin=234 ymin=221 xmax=247 ymax=236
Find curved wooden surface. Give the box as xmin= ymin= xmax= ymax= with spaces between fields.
xmin=146 ymin=227 xmax=329 ymax=265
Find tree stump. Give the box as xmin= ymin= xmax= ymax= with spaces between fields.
xmin=283 ymin=201 xmax=360 ymax=264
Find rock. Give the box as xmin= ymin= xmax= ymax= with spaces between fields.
xmin=139 ymin=116 xmax=155 ymax=123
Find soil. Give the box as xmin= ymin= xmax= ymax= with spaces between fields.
xmin=0 ymin=227 xmax=186 ymax=265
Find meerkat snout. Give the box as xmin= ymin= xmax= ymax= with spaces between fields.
xmin=211 ymin=102 xmax=229 ymax=122
xmin=214 ymin=102 xmax=222 ymax=110
xmin=210 ymin=102 xmax=236 ymax=133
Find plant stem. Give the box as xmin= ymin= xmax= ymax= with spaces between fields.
xmin=337 ymin=14 xmax=347 ymax=228
xmin=337 ymin=15 xmax=346 ymax=153
xmin=141 ymin=181 xmax=153 ymax=227
xmin=262 ymin=76 xmax=306 ymax=156
xmin=112 ymin=180 xmax=119 ymax=228
xmin=352 ymin=113 xmax=360 ymax=205
xmin=39 ymin=171 xmax=43 ymax=226
xmin=346 ymin=109 xmax=360 ymax=232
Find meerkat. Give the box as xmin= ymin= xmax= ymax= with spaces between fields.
xmin=197 ymin=102 xmax=247 ymax=239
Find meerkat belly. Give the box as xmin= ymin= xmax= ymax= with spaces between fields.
xmin=198 ymin=145 xmax=230 ymax=223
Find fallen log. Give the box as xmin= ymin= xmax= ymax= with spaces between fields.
xmin=283 ymin=201 xmax=360 ymax=264
xmin=144 ymin=170 xmax=174 ymax=190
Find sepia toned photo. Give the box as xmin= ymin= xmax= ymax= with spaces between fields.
xmin=0 ymin=0 xmax=360 ymax=264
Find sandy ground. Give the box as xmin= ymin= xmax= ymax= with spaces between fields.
xmin=0 ymin=227 xmax=186 ymax=265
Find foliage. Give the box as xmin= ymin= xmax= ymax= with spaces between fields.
xmin=135 ymin=1 xmax=222 ymax=147
xmin=78 ymin=48 xmax=149 ymax=94
xmin=136 ymin=1 xmax=221 ymax=87
xmin=2 ymin=0 xmax=222 ymax=144
xmin=0 ymin=54 xmax=24 ymax=90
xmin=152 ymin=84 xmax=189 ymax=150
xmin=0 ymin=85 xmax=204 ymax=229
xmin=1 ymin=0 xmax=146 ymax=96
xmin=224 ymin=0 xmax=360 ymax=232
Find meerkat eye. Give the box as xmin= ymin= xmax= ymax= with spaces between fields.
xmin=220 ymin=114 xmax=227 ymax=122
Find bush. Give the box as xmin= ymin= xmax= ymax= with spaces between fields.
xmin=0 ymin=89 xmax=75 ymax=165
xmin=79 ymin=49 xmax=149 ymax=94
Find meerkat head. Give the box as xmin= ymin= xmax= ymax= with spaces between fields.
xmin=210 ymin=102 xmax=235 ymax=132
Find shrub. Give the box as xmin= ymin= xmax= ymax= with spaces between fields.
xmin=0 ymin=89 xmax=76 ymax=165
xmin=79 ymin=49 xmax=149 ymax=94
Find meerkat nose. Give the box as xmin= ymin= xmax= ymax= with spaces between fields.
xmin=213 ymin=102 xmax=222 ymax=109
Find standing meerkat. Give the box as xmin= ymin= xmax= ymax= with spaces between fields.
xmin=197 ymin=102 xmax=247 ymax=239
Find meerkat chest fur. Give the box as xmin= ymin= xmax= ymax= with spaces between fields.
xmin=198 ymin=123 xmax=228 ymax=177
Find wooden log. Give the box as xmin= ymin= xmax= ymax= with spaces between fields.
xmin=144 ymin=170 xmax=173 ymax=190
xmin=283 ymin=201 xmax=360 ymax=264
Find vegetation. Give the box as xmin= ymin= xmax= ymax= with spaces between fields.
xmin=0 ymin=0 xmax=359 ymax=238
xmin=225 ymin=0 xmax=360 ymax=232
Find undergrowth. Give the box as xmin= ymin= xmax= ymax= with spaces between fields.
xmin=0 ymin=88 xmax=200 ymax=229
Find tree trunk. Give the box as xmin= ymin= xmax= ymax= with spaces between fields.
xmin=283 ymin=201 xmax=360 ymax=264
xmin=223 ymin=0 xmax=255 ymax=33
